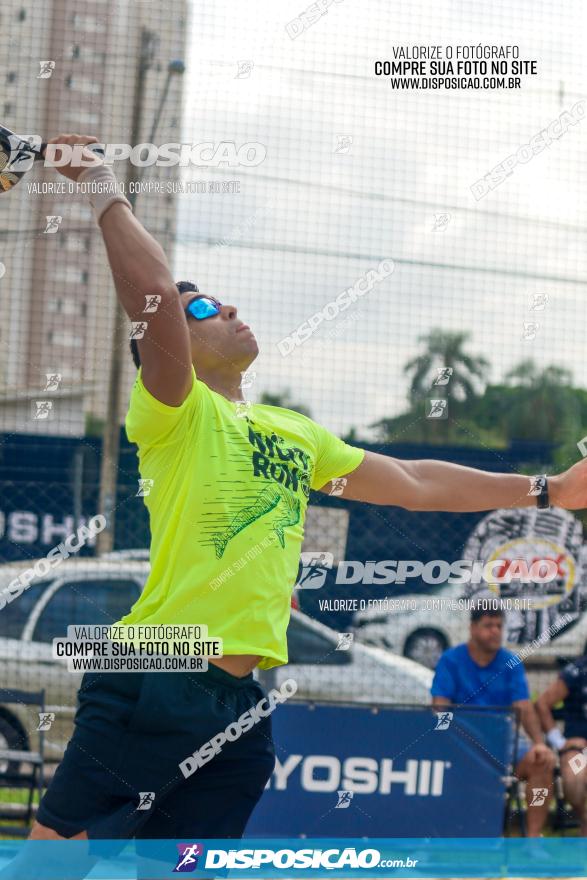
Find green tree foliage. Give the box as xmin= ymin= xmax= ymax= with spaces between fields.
xmin=367 ymin=330 xmax=587 ymax=460
xmin=259 ymin=389 xmax=312 ymax=418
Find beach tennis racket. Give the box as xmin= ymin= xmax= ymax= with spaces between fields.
xmin=0 ymin=124 xmax=104 ymax=193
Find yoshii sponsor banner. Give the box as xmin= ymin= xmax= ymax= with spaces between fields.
xmin=247 ymin=703 xmax=514 ymax=837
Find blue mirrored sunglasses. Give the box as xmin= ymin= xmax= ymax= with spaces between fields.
xmin=185 ymin=295 xmax=222 ymax=320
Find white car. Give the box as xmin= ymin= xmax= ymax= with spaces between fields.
xmin=352 ymin=575 xmax=587 ymax=669
xmin=352 ymin=583 xmax=467 ymax=669
xmin=0 ymin=558 xmax=147 ymax=765
xmin=273 ymin=610 xmax=432 ymax=705
xmin=0 ymin=557 xmax=432 ymax=766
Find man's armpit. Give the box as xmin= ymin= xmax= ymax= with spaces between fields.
xmin=126 ymin=367 xmax=200 ymax=447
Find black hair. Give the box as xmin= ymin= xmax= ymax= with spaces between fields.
xmin=470 ymin=600 xmax=505 ymax=624
xmin=129 ymin=281 xmax=199 ymax=369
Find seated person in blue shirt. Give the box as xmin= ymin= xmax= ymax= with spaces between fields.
xmin=431 ymin=601 xmax=555 ymax=837
xmin=536 ymin=655 xmax=587 ymax=835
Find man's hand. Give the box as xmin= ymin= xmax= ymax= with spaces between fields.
xmin=550 ymin=459 xmax=587 ymax=510
xmin=45 ymin=133 xmax=103 ymax=183
xmin=527 ymin=743 xmax=556 ymax=767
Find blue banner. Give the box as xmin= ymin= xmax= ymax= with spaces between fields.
xmin=0 ymin=838 xmax=585 ymax=878
xmin=247 ymin=703 xmax=515 ymax=837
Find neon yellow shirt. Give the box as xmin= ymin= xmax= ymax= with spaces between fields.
xmin=116 ymin=367 xmax=365 ymax=668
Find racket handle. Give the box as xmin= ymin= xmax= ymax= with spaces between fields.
xmin=37 ymin=142 xmax=105 ymax=160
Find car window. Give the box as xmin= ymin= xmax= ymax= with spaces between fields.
xmin=0 ymin=582 xmax=50 ymax=639
xmin=31 ymin=579 xmax=140 ymax=644
xmin=286 ymin=616 xmax=351 ymax=665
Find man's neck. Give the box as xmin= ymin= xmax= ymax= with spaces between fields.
xmin=196 ymin=366 xmax=244 ymax=402
xmin=467 ymin=639 xmax=498 ymax=667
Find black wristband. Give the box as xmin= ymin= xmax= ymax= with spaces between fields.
xmin=529 ymin=474 xmax=550 ymax=509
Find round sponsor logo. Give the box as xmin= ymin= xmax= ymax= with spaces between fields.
xmin=464 ymin=507 xmax=584 ymax=647
xmin=484 ymin=536 xmax=575 ymax=610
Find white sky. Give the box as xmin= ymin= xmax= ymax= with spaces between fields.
xmin=170 ymin=0 xmax=587 ymax=438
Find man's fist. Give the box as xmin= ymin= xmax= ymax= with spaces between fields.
xmin=528 ymin=743 xmax=556 ymax=767
xmin=44 ymin=133 xmax=103 ymax=183
xmin=551 ymin=457 xmax=587 ymax=510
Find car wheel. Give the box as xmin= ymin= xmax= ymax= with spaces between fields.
xmin=404 ymin=630 xmax=447 ymax=669
xmin=0 ymin=714 xmax=28 ymax=775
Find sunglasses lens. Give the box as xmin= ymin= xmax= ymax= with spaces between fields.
xmin=187 ymin=297 xmax=220 ymax=319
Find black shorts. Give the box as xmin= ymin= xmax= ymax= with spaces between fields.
xmin=36 ymin=664 xmax=275 ymax=840
xmin=564 ymin=725 xmax=587 ymax=742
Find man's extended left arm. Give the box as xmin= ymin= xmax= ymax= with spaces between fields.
xmin=319 ymin=450 xmax=587 ymax=512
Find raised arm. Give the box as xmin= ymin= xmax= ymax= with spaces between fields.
xmin=97 ymin=202 xmax=192 ymax=406
xmin=47 ymin=133 xmax=191 ymax=406
xmin=322 ymin=450 xmax=587 ymax=512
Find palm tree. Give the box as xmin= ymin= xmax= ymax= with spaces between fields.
xmin=404 ymin=329 xmax=490 ymax=403
xmin=399 ymin=329 xmax=490 ymax=443
xmin=368 ymin=330 xmax=491 ymax=445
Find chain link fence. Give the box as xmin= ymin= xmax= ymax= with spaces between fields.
xmin=0 ymin=0 xmax=586 ymax=841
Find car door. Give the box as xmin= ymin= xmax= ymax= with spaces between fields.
xmin=21 ymin=576 xmax=142 ymax=757
xmin=0 ymin=582 xmax=56 ymax=758
xmin=0 ymin=580 xmax=62 ymax=700
xmin=273 ymin=615 xmax=352 ymax=702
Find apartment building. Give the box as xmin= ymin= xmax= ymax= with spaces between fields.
xmin=0 ymin=0 xmax=188 ymax=435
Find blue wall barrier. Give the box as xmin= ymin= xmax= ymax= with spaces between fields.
xmin=246 ymin=702 xmax=515 ymax=838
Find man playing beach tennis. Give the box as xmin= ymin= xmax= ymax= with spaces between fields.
xmin=28 ymin=134 xmax=587 ymax=843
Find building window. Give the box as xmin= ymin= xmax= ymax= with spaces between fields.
xmin=81 ymin=270 xmax=88 ymax=284
xmin=6 ymin=72 xmax=16 ymax=84
xmin=80 ymin=302 xmax=87 ymax=317
xmin=3 ymin=103 xmax=13 ymax=116
xmin=63 ymin=235 xmax=90 ymax=254
xmin=69 ymin=44 xmax=106 ymax=64
xmin=66 ymin=109 xmax=99 ymax=126
xmin=55 ymin=264 xmax=88 ymax=284
xmin=66 ymin=77 xmax=101 ymax=96
xmin=18 ymin=8 xmax=26 ymax=22
xmin=71 ymin=13 xmax=106 ymax=33
xmin=47 ymin=331 xmax=53 ymax=345
xmin=50 ymin=331 xmax=83 ymax=348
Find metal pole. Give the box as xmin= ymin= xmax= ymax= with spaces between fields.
xmin=96 ymin=28 xmax=156 ymax=555
xmin=72 ymin=446 xmax=83 ymax=533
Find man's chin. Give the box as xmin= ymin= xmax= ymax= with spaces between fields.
xmin=244 ymin=335 xmax=259 ymax=357
xmin=236 ymin=338 xmax=259 ymax=368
